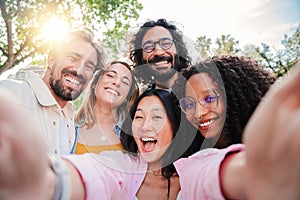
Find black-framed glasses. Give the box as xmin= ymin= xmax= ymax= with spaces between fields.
xmin=142 ymin=37 xmax=173 ymax=53
xmin=179 ymin=89 xmax=220 ymax=115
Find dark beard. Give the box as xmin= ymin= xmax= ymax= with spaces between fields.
xmin=49 ymin=78 xmax=79 ymax=101
xmin=49 ymin=68 xmax=84 ymax=101
xmin=152 ymin=68 xmax=176 ymax=83
xmin=147 ymin=54 xmax=179 ymax=83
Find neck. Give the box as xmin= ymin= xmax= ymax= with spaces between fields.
xmin=156 ymin=72 xmax=178 ymax=90
xmin=148 ymin=159 xmax=163 ymax=174
xmin=94 ymin=103 xmax=118 ymax=124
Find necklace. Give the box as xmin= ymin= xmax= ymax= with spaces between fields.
xmin=100 ymin=135 xmax=106 ymax=141
xmin=96 ymin=119 xmax=117 ymax=142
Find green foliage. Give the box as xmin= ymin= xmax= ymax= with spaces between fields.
xmin=214 ymin=34 xmax=240 ymax=55
xmin=256 ymin=24 xmax=300 ymax=77
xmin=195 ymin=24 xmax=300 ymax=77
xmin=0 ymin=0 xmax=142 ymax=74
xmin=195 ymin=36 xmax=212 ymax=60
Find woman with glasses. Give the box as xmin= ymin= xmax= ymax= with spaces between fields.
xmin=176 ymin=55 xmax=277 ymax=148
xmin=1 ymin=60 xmax=300 ymax=199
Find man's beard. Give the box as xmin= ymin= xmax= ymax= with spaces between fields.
xmin=49 ymin=68 xmax=84 ymax=101
xmin=147 ymin=54 xmax=179 ymax=83
xmin=152 ymin=67 xmax=176 ymax=82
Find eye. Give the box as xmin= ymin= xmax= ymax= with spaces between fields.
xmin=142 ymin=41 xmax=154 ymax=51
xmin=181 ymin=98 xmax=195 ymax=109
xmin=160 ymin=38 xmax=172 ymax=48
xmin=204 ymin=95 xmax=218 ymax=103
xmin=68 ymin=55 xmax=77 ymax=62
xmin=105 ymin=72 xmax=115 ymax=78
xmin=153 ymin=115 xmax=162 ymax=120
xmin=85 ymin=65 xmax=95 ymax=72
xmin=134 ymin=113 xmax=144 ymax=120
xmin=121 ymin=79 xmax=130 ymax=86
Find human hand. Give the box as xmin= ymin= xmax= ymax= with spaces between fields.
xmin=243 ymin=61 xmax=300 ymax=200
xmin=0 ymin=89 xmax=54 ymax=199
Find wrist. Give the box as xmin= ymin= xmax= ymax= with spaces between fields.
xmin=48 ymin=156 xmax=71 ymax=200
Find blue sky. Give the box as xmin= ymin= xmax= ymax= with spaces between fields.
xmin=137 ymin=0 xmax=300 ymax=49
xmin=1 ymin=0 xmax=299 ymax=80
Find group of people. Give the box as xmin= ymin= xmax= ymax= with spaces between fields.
xmin=0 ymin=18 xmax=300 ymax=200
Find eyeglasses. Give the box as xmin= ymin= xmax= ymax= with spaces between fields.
xmin=142 ymin=37 xmax=173 ymax=53
xmin=179 ymin=89 xmax=220 ymax=115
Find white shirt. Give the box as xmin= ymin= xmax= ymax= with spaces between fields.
xmin=0 ymin=71 xmax=76 ymax=155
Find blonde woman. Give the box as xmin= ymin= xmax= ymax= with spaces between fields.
xmin=73 ymin=61 xmax=139 ymax=154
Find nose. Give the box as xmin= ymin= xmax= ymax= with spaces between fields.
xmin=152 ymin=42 xmax=164 ymax=53
xmin=140 ymin=117 xmax=153 ymax=132
xmin=74 ymin=61 xmax=85 ymax=75
xmin=112 ymin=77 xmax=121 ymax=87
xmin=194 ymin=102 xmax=209 ymax=120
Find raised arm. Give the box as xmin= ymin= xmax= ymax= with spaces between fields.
xmin=242 ymin=61 xmax=300 ymax=199
xmin=0 ymin=89 xmax=85 ymax=200
xmin=221 ymin=61 xmax=300 ymax=199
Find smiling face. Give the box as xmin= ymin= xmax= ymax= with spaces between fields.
xmin=94 ymin=63 xmax=132 ymax=108
xmin=185 ymin=73 xmax=225 ymax=139
xmin=132 ymin=96 xmax=173 ymax=166
xmin=142 ymin=26 xmax=177 ymax=83
xmin=47 ymin=40 xmax=98 ymax=101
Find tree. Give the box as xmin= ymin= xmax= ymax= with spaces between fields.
xmin=195 ymin=35 xmax=212 ymax=60
xmin=0 ymin=0 xmax=142 ymax=74
xmin=214 ymin=34 xmax=240 ymax=55
xmin=194 ymin=25 xmax=299 ymax=78
xmin=256 ymin=23 xmax=300 ymax=77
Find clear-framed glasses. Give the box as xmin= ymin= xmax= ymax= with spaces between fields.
xmin=142 ymin=37 xmax=173 ymax=53
xmin=179 ymin=89 xmax=220 ymax=115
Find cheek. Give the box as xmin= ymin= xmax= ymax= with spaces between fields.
xmin=85 ymin=72 xmax=94 ymax=82
xmin=121 ymin=87 xmax=131 ymax=100
xmin=142 ymin=52 xmax=151 ymax=62
xmin=168 ymin=46 xmax=177 ymax=55
xmin=186 ymin=114 xmax=195 ymax=124
xmin=131 ymin=122 xmax=140 ymax=138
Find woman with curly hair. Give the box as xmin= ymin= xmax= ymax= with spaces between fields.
xmin=1 ymin=60 xmax=300 ymax=199
xmin=176 ymin=55 xmax=277 ymax=148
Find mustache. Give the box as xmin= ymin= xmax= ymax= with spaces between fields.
xmin=148 ymin=55 xmax=173 ymax=64
xmin=61 ymin=68 xmax=86 ymax=85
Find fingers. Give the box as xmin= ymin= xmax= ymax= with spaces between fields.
xmin=243 ymin=61 xmax=300 ymax=199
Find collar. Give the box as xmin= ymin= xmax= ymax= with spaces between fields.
xmin=25 ymin=71 xmax=73 ymax=110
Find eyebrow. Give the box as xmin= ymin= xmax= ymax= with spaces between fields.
xmin=136 ymin=107 xmax=165 ymax=113
xmin=150 ymin=107 xmax=165 ymax=112
xmin=69 ymin=52 xmax=97 ymax=68
xmin=107 ymin=69 xmax=131 ymax=82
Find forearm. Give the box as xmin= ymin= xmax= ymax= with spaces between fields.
xmin=49 ymin=157 xmax=85 ymax=200
xmin=65 ymin=160 xmax=85 ymax=200
xmin=220 ymin=151 xmax=247 ymax=200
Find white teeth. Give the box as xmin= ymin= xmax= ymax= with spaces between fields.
xmin=65 ymin=77 xmax=80 ymax=85
xmin=155 ymin=61 xmax=168 ymax=65
xmin=106 ymin=88 xmax=119 ymax=96
xmin=199 ymin=119 xmax=215 ymax=127
xmin=141 ymin=137 xmax=156 ymax=142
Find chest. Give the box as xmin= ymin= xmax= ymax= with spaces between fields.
xmin=136 ymin=173 xmax=180 ymax=200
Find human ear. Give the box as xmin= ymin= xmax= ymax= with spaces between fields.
xmin=47 ymin=53 xmax=56 ymax=69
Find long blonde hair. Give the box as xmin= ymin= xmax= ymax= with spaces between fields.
xmin=75 ymin=61 xmax=139 ymax=129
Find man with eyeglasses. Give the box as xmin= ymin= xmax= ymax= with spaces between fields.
xmin=129 ymin=18 xmax=192 ymax=91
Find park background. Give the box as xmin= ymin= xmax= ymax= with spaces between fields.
xmin=1 ymin=0 xmax=299 ymax=81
